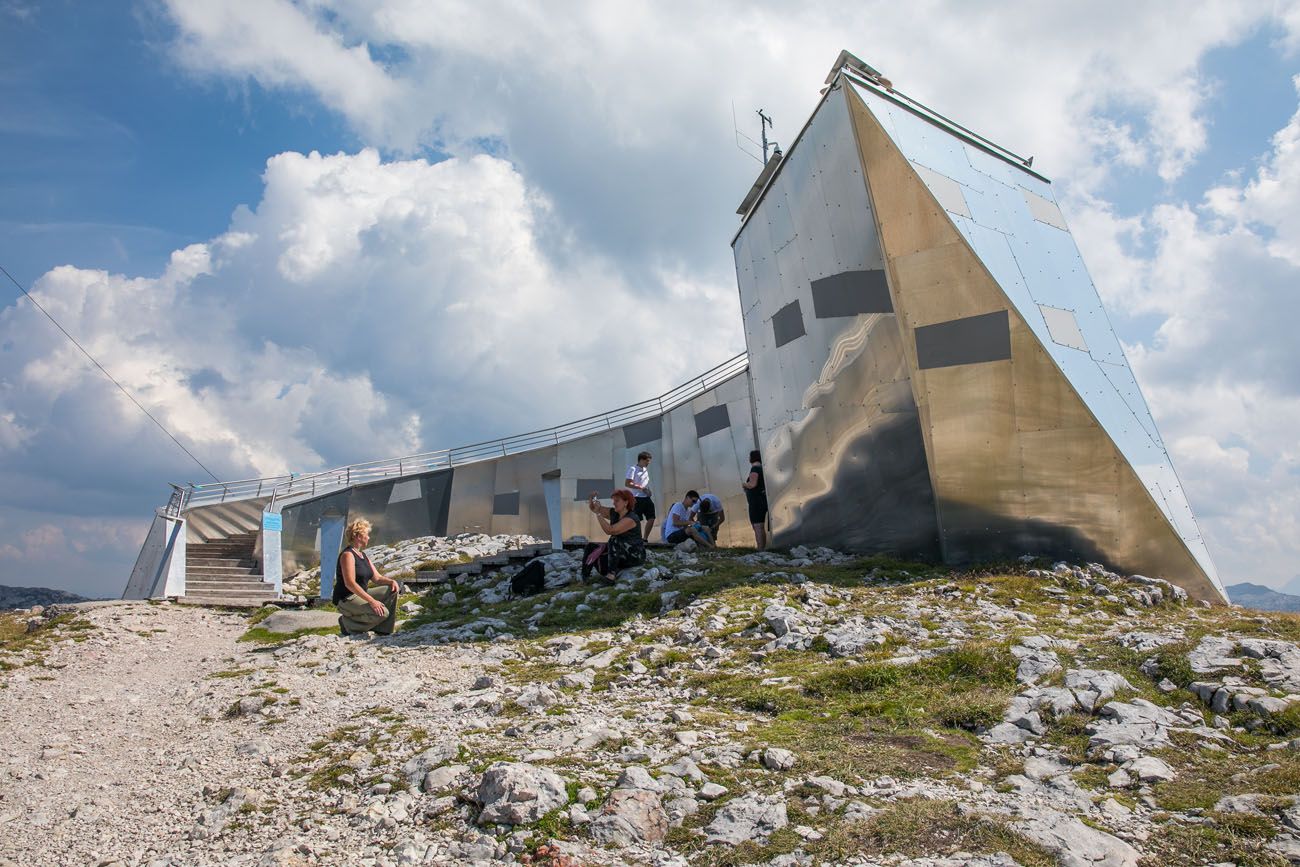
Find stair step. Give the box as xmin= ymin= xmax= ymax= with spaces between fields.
xmin=176 ymin=596 xmax=277 ymax=608
xmin=187 ymin=569 xmax=260 ymax=577
xmin=186 ymin=578 xmax=271 ymax=588
xmin=188 ymin=558 xmax=257 ymax=568
xmin=181 ymin=586 xmax=276 ymax=597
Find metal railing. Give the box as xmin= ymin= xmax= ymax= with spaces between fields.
xmin=169 ymin=352 xmax=749 ymax=514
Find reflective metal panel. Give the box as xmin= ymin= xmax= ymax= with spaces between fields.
xmin=1038 ymin=305 xmax=1089 ymax=352
xmin=846 ymin=81 xmax=1222 ymax=601
xmin=733 ymin=85 xmax=939 ymax=558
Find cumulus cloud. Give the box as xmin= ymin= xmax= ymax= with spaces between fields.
xmin=156 ymin=0 xmax=1287 ymax=273
xmin=1101 ymin=87 xmax=1300 ymax=589
xmin=0 ymin=146 xmax=743 ymax=594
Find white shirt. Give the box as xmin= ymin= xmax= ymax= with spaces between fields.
xmin=663 ymin=501 xmax=693 ymax=541
xmin=694 ymin=493 xmax=723 ymax=516
xmin=625 ymin=464 xmax=651 ymax=499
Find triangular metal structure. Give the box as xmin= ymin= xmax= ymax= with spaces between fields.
xmin=732 ymin=59 xmax=1223 ymax=602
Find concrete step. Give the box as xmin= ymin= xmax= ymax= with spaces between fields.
xmin=181 ymin=585 xmax=276 ymax=598
xmin=187 ymin=566 xmax=260 ymax=579
xmin=176 ymin=596 xmax=277 ymax=608
xmin=189 ymin=543 xmax=256 ymax=554
xmin=188 ymin=558 xmax=259 ymax=568
xmin=444 ymin=562 xmax=482 ymax=576
xmin=186 ymin=578 xmax=272 ymax=590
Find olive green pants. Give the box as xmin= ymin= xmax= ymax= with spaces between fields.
xmin=337 ymin=583 xmax=398 ymax=635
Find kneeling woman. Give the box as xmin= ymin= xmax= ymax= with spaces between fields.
xmin=333 ymin=518 xmax=400 ymax=636
xmin=582 ymin=488 xmax=647 ymax=582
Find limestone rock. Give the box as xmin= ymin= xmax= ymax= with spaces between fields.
xmin=704 ymin=794 xmax=788 ymax=845
xmin=476 ymin=762 xmax=568 ymax=825
xmin=1014 ymin=807 xmax=1139 ymax=867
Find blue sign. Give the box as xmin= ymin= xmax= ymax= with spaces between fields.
xmin=262 ymin=512 xmax=282 ymax=532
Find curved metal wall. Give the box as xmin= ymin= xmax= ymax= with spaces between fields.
xmin=276 ymin=372 xmax=758 ymax=571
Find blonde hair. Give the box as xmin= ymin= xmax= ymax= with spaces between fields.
xmin=345 ymin=518 xmax=372 ymax=546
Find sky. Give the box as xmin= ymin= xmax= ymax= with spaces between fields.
xmin=2 ymin=0 xmax=1300 ymax=598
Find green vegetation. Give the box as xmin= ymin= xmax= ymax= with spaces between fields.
xmin=811 ymin=799 xmax=1056 ymax=866
xmin=237 ymin=625 xmax=340 ymax=645
xmin=0 ymin=611 xmax=96 ymax=669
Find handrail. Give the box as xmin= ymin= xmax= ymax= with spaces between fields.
xmin=172 ymin=352 xmax=749 ymax=512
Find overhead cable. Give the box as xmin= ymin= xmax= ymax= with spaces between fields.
xmin=0 ymin=262 xmax=221 ymax=482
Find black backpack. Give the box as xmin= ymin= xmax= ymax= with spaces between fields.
xmin=509 ymin=560 xmax=546 ymax=598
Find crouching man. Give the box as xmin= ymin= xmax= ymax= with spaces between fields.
xmin=693 ymin=492 xmax=725 ymax=544
xmin=334 ymin=519 xmax=399 ymax=636
xmin=662 ymin=491 xmax=714 ymax=548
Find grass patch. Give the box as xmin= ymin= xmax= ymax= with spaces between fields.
xmin=811 ymin=798 xmax=1054 ymax=866
xmin=1150 ymin=744 xmax=1300 ymax=812
xmin=0 ymin=611 xmax=96 ymax=666
xmin=1141 ymin=818 xmax=1289 ymax=866
xmin=238 ymin=625 xmax=340 ymax=645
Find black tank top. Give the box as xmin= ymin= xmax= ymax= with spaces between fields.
xmin=333 ymin=546 xmax=374 ymax=603
xmin=745 ymin=464 xmax=766 ymax=503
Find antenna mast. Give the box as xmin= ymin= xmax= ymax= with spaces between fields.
xmin=756 ymin=109 xmax=779 ymax=161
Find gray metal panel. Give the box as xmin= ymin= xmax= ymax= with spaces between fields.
xmin=811 ymin=270 xmax=892 ymax=317
xmin=492 ymin=491 xmax=520 ymax=515
xmin=771 ymin=300 xmax=806 ymax=347
xmin=575 ymin=478 xmax=615 ymax=500
xmin=694 ymin=404 xmax=731 ymax=438
xmin=662 ymin=403 xmax=704 ymax=507
xmin=388 ymin=479 xmax=422 ymax=504
xmin=911 ymin=163 xmax=971 ymax=217
xmin=915 ymin=311 xmax=1012 ymax=370
xmin=1038 ymin=305 xmax=1089 ymax=352
xmin=1023 ymin=188 xmax=1068 ymax=230
xmin=622 ymin=416 xmax=662 ymax=448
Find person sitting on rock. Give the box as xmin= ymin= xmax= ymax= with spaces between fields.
xmin=662 ymin=490 xmax=714 ymax=548
xmin=692 ymin=492 xmax=725 ymax=544
xmin=581 ymin=488 xmax=646 ymax=582
xmin=333 ymin=519 xmax=399 ymax=636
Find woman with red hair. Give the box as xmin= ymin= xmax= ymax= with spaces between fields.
xmin=582 ymin=488 xmax=646 ymax=582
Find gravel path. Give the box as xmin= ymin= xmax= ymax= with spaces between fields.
xmin=0 ymin=602 xmax=495 ymax=867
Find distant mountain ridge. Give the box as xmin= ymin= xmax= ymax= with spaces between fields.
xmin=1226 ymin=582 xmax=1300 ymax=613
xmin=0 ymin=584 xmax=92 ymax=610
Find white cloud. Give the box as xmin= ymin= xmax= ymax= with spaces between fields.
xmin=0 ymin=148 xmax=743 ymax=559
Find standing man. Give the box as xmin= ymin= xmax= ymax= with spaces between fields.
xmin=625 ymin=451 xmax=657 ymax=541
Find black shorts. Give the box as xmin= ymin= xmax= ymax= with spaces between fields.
xmin=633 ymin=496 xmax=656 ymax=521
xmin=665 ymin=529 xmax=689 ymax=544
xmin=747 ymin=498 xmax=768 ymax=525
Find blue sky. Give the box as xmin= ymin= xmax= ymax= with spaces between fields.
xmin=2 ymin=1 xmax=1299 ymax=597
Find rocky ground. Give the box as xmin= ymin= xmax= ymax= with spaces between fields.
xmin=3 ymin=546 xmax=1300 ymax=867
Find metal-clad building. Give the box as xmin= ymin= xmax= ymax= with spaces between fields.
xmin=126 ymin=52 xmax=1225 ymax=604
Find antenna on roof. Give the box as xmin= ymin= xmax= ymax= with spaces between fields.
xmin=757 ymin=109 xmax=780 ymax=162
xmin=732 ymin=101 xmax=764 ymax=165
